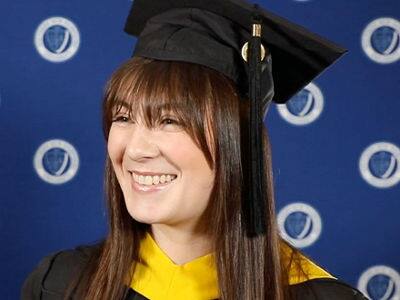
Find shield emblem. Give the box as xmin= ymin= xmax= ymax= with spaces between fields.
xmin=367 ymin=274 xmax=394 ymax=300
xmin=43 ymin=148 xmax=70 ymax=176
xmin=43 ymin=25 xmax=71 ymax=53
xmin=285 ymin=212 xmax=311 ymax=240
xmin=287 ymin=90 xmax=313 ymax=116
xmin=371 ymin=26 xmax=398 ymax=54
xmin=369 ymin=151 xmax=396 ymax=178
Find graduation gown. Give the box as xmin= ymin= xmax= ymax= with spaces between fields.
xmin=21 ymin=233 xmax=368 ymax=300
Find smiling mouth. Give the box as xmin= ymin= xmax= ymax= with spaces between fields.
xmin=132 ymin=172 xmax=177 ymax=185
xmin=129 ymin=171 xmax=178 ymax=190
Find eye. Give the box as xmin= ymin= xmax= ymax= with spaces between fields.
xmin=161 ymin=117 xmax=179 ymax=125
xmin=159 ymin=116 xmax=183 ymax=132
xmin=112 ymin=115 xmax=130 ymax=123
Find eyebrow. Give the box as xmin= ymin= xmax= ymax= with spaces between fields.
xmin=113 ymin=100 xmax=178 ymax=112
xmin=113 ymin=100 xmax=130 ymax=109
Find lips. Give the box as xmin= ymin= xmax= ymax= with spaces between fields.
xmin=131 ymin=170 xmax=178 ymax=177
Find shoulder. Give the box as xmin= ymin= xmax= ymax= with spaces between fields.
xmin=21 ymin=243 xmax=101 ymax=300
xmin=289 ymin=277 xmax=368 ymax=300
xmin=280 ymin=241 xmax=367 ymax=299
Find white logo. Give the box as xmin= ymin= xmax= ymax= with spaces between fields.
xmin=33 ymin=139 xmax=79 ymax=184
xmin=358 ymin=265 xmax=400 ymax=300
xmin=276 ymin=82 xmax=324 ymax=126
xmin=361 ymin=17 xmax=400 ymax=64
xmin=277 ymin=202 xmax=322 ymax=248
xmin=359 ymin=142 xmax=400 ymax=188
xmin=34 ymin=17 xmax=80 ymax=62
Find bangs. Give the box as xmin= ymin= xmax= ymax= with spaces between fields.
xmin=109 ymin=60 xmax=192 ymax=127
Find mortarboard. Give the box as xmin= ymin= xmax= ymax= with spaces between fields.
xmin=123 ymin=0 xmax=348 ymax=237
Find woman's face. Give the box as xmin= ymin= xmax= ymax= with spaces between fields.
xmin=107 ymin=104 xmax=215 ymax=231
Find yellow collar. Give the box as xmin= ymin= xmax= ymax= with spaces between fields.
xmin=279 ymin=241 xmax=336 ymax=285
xmin=130 ymin=232 xmax=336 ymax=299
xmin=130 ymin=232 xmax=219 ymax=300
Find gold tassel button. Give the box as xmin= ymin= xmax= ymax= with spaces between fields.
xmin=252 ymin=23 xmax=262 ymax=37
xmin=241 ymin=23 xmax=267 ymax=62
xmin=241 ymin=41 xmax=267 ymax=62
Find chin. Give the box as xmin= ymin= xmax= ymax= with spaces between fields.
xmin=131 ymin=214 xmax=159 ymax=224
xmin=126 ymin=204 xmax=166 ymax=225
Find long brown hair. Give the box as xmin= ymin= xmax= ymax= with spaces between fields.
xmin=67 ymin=56 xmax=309 ymax=299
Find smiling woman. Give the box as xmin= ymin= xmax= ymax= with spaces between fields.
xmin=21 ymin=0 xmax=368 ymax=300
xmin=106 ymin=58 xmax=216 ymax=233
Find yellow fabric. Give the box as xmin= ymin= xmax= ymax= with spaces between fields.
xmin=130 ymin=232 xmax=336 ymax=299
xmin=280 ymin=241 xmax=337 ymax=285
xmin=130 ymin=232 xmax=218 ymax=300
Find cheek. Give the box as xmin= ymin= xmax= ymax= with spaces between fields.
xmin=180 ymin=145 xmax=213 ymax=181
xmin=161 ymin=133 xmax=212 ymax=176
xmin=107 ymin=127 xmax=126 ymax=172
xmin=162 ymin=134 xmax=215 ymax=208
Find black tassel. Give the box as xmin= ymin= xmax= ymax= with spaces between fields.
xmin=245 ymin=4 xmax=267 ymax=236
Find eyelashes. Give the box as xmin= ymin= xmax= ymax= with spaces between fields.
xmin=111 ymin=115 xmax=181 ymax=127
xmin=160 ymin=117 xmax=180 ymax=126
xmin=111 ymin=116 xmax=129 ymax=123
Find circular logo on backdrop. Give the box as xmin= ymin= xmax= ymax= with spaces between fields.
xmin=34 ymin=17 xmax=80 ymax=62
xmin=358 ymin=265 xmax=400 ymax=300
xmin=277 ymin=202 xmax=322 ymax=248
xmin=33 ymin=139 xmax=79 ymax=184
xmin=276 ymin=82 xmax=324 ymax=126
xmin=361 ymin=17 xmax=400 ymax=64
xmin=359 ymin=142 xmax=400 ymax=188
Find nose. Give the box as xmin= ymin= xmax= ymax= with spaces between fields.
xmin=126 ymin=125 xmax=160 ymax=162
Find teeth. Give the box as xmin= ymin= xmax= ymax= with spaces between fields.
xmin=133 ymin=173 xmax=177 ymax=186
xmin=138 ymin=175 xmax=145 ymax=185
xmin=145 ymin=176 xmax=153 ymax=185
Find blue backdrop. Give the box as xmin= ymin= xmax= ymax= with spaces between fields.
xmin=1 ymin=0 xmax=399 ymax=299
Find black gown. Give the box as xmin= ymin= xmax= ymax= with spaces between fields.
xmin=21 ymin=244 xmax=368 ymax=300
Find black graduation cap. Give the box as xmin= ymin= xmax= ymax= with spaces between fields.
xmin=123 ymin=0 xmax=348 ymax=236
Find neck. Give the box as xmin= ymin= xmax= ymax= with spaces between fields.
xmin=150 ymin=224 xmax=214 ymax=265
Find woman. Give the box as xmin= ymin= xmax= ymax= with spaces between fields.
xmin=22 ymin=1 xmax=368 ymax=299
